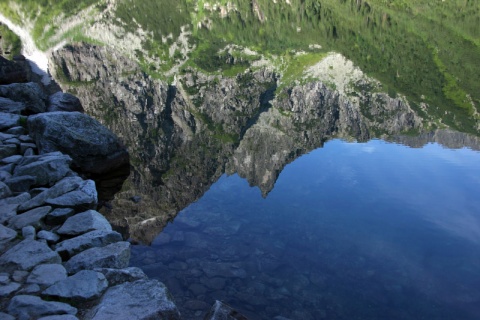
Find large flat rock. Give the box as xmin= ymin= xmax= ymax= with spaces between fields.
xmin=0 ymin=239 xmax=61 ymax=272
xmin=85 ymin=279 xmax=180 ymax=320
xmin=64 ymin=241 xmax=130 ymax=274
xmin=55 ymin=230 xmax=122 ymax=260
xmin=57 ymin=210 xmax=111 ymax=236
xmin=42 ymin=270 xmax=108 ymax=301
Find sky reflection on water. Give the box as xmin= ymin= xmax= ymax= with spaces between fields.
xmin=130 ymin=139 xmax=480 ymax=320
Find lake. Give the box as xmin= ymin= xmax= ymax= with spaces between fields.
xmin=130 ymin=138 xmax=480 ymax=319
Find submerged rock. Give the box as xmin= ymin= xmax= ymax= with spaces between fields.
xmin=204 ymin=300 xmax=248 ymax=320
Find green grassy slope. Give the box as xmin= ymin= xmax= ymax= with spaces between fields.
xmin=1 ymin=0 xmax=478 ymax=133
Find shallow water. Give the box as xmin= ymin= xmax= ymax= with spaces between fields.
xmin=130 ymin=139 xmax=480 ymax=319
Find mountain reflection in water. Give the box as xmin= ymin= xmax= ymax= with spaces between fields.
xmin=129 ymin=139 xmax=480 ymax=320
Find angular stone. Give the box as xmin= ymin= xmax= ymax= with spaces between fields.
xmin=0 ymin=192 xmax=30 ymax=206
xmin=204 ymin=300 xmax=248 ymax=320
xmin=38 ymin=316 xmax=79 ymax=320
xmin=0 ymin=180 xmax=12 ymax=199
xmin=0 ymin=96 xmax=24 ymax=114
xmin=45 ymin=180 xmax=97 ymax=211
xmin=4 ymin=175 xmax=36 ymax=193
xmin=6 ymin=126 xmax=26 ymax=135
xmin=19 ymin=176 xmax=83 ymax=212
xmin=0 ymin=162 xmax=15 ymax=174
xmin=23 ymin=147 xmax=35 ymax=156
xmin=13 ymin=152 xmax=73 ymax=187
xmin=0 ymin=224 xmax=16 ymax=243
xmin=0 ymin=204 xmax=18 ymax=224
xmin=0 ymin=312 xmax=15 ymax=320
xmin=45 ymin=208 xmax=75 ymax=226
xmin=0 ymin=154 xmax=22 ymax=165
xmin=22 ymin=225 xmax=36 ymax=239
xmin=27 ymin=264 xmax=68 ymax=287
xmin=7 ymin=206 xmax=51 ymax=231
xmin=0 ymin=281 xmax=21 ymax=296
xmin=85 ymin=279 xmax=180 ymax=320
xmin=0 ymin=169 xmax=12 ymax=181
xmin=0 ymin=82 xmax=47 ymax=114
xmin=47 ymin=92 xmax=84 ymax=113
xmin=12 ymin=270 xmax=29 ymax=282
xmin=55 ymin=230 xmax=122 ymax=260
xmin=43 ymin=270 xmax=108 ymax=301
xmin=0 ymin=239 xmax=61 ymax=272
xmin=0 ymin=145 xmax=17 ymax=159
xmin=28 ymin=111 xmax=129 ymax=175
xmin=20 ymin=142 xmax=37 ymax=154
xmin=37 ymin=230 xmax=60 ymax=244
xmin=64 ymin=241 xmax=130 ymax=275
xmin=19 ymin=284 xmax=41 ymax=294
xmin=7 ymin=295 xmax=77 ymax=320
xmin=94 ymin=267 xmax=147 ymax=286
xmin=0 ymin=112 xmax=21 ymax=131
xmin=5 ymin=137 xmax=20 ymax=145
xmin=57 ymin=210 xmax=111 ymax=236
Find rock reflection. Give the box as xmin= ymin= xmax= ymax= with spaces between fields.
xmin=50 ymin=43 xmax=480 ymax=245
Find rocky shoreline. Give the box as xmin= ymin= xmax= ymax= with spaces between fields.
xmin=0 ymin=55 xmax=183 ymax=319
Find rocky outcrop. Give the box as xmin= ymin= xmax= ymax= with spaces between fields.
xmin=0 ymin=59 xmax=181 ymax=319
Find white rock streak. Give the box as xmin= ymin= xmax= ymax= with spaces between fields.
xmin=0 ymin=12 xmax=51 ymax=85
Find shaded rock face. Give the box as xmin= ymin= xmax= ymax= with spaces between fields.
xmin=50 ymin=42 xmax=480 ymax=246
xmin=28 ymin=111 xmax=129 ymax=175
xmin=0 ymin=56 xmax=28 ymax=85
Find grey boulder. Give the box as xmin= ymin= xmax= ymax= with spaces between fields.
xmin=43 ymin=270 xmax=108 ymax=301
xmin=27 ymin=264 xmax=68 ymax=287
xmin=85 ymin=279 xmax=180 ymax=320
xmin=13 ymin=152 xmax=73 ymax=187
xmin=94 ymin=267 xmax=148 ymax=286
xmin=18 ymin=176 xmax=83 ymax=212
xmin=27 ymin=112 xmax=129 ymax=174
xmin=0 ymin=112 xmax=21 ymax=130
xmin=45 ymin=179 xmax=97 ymax=211
xmin=64 ymin=241 xmax=130 ymax=275
xmin=0 ymin=239 xmax=61 ymax=272
xmin=47 ymin=92 xmax=84 ymax=113
xmin=57 ymin=210 xmax=111 ymax=236
xmin=0 ymin=96 xmax=25 ymax=114
xmin=7 ymin=295 xmax=77 ymax=320
xmin=55 ymin=230 xmax=122 ymax=259
xmin=7 ymin=206 xmax=51 ymax=231
xmin=0 ymin=82 xmax=47 ymax=114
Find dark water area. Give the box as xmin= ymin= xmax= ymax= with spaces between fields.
xmin=130 ymin=139 xmax=480 ymax=319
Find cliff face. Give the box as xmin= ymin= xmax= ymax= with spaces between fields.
xmin=48 ymin=42 xmax=477 ymax=243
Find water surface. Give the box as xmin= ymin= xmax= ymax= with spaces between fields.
xmin=130 ymin=139 xmax=480 ymax=319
